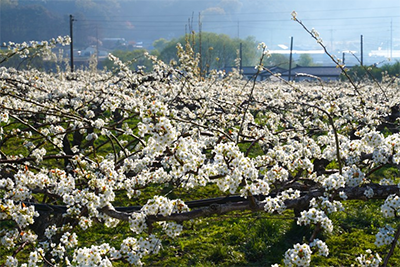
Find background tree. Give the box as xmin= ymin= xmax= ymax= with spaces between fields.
xmin=153 ymin=38 xmax=169 ymax=53
xmin=345 ymin=61 xmax=400 ymax=82
xmin=157 ymin=32 xmax=258 ymax=72
xmin=262 ymin=53 xmax=294 ymax=69
xmin=297 ymin=53 xmax=317 ymax=66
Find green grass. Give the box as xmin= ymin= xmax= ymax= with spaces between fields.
xmin=144 ymin=211 xmax=297 ymax=266
xmin=140 ymin=198 xmax=400 ymax=266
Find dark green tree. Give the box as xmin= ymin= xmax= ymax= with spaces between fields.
xmin=156 ymin=32 xmax=258 ymax=72
xmin=345 ymin=61 xmax=400 ymax=82
xmin=297 ymin=54 xmax=316 ymax=66
xmin=263 ymin=53 xmax=294 ymax=69
xmin=153 ymin=38 xmax=169 ymax=53
xmin=382 ymin=60 xmax=400 ymax=77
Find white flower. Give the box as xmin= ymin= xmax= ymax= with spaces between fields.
xmin=257 ymin=42 xmax=267 ymax=50
xmin=32 ymin=147 xmax=46 ymax=163
xmin=93 ymin=118 xmax=105 ymax=129
xmin=129 ymin=212 xmax=147 ymax=234
xmin=298 ymin=208 xmax=333 ymax=233
xmin=310 ymin=239 xmax=329 ymax=256
xmin=86 ymin=133 xmax=98 ymax=141
xmin=311 ymin=28 xmax=320 ymax=38
xmin=284 ymin=243 xmax=312 ymax=267
xmin=4 ymin=256 xmax=18 ymax=267
xmin=355 ymin=250 xmax=382 ymax=267
xmin=381 ymin=194 xmax=400 ymax=218
xmin=321 ymin=173 xmax=346 ymax=191
xmin=263 ymin=196 xmax=286 ymax=214
xmin=364 ymin=187 xmax=374 ymax=198
xmin=1 ymin=112 xmax=9 ymax=123
xmin=375 ymin=225 xmax=395 ymax=247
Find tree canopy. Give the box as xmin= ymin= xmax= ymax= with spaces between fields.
xmin=345 ymin=61 xmax=400 ymax=82
xmin=262 ymin=53 xmax=293 ymax=69
xmin=154 ymin=32 xmax=258 ymax=72
xmin=297 ymin=54 xmax=317 ymax=66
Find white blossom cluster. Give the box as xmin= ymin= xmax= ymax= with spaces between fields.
xmin=355 ymin=249 xmax=382 ymax=267
xmin=262 ymin=196 xmax=286 ymax=214
xmin=309 ymin=196 xmax=344 ymax=214
xmin=342 ymin=165 xmax=365 ymax=187
xmin=139 ymin=104 xmax=178 ymax=157
xmin=262 ymin=188 xmax=301 ymax=214
xmin=120 ymin=235 xmax=161 ymax=265
xmin=364 ymin=186 xmax=375 ymax=199
xmin=72 ymin=243 xmax=118 ymax=266
xmin=0 ymin=228 xmax=37 ymax=250
xmin=381 ymin=194 xmax=400 ymax=218
xmin=318 ymin=173 xmax=346 ymax=191
xmin=159 ymin=221 xmax=184 ymax=238
xmin=375 ymin=225 xmax=395 ymax=247
xmin=164 ymin=136 xmax=207 ymax=188
xmin=4 ymin=36 xmax=70 ymax=60
xmin=340 ymin=131 xmax=400 ymax=166
xmin=142 ymin=195 xmax=189 ymax=216
xmin=210 ymin=142 xmax=262 ymax=195
xmin=0 ymin=199 xmax=39 ymax=228
xmin=297 ymin=208 xmax=333 ymax=233
xmin=309 ymin=238 xmax=329 ymax=257
xmin=283 ymin=243 xmax=312 ymax=267
xmin=128 ymin=196 xmax=188 ymax=242
xmin=129 ymin=212 xmax=148 ymax=234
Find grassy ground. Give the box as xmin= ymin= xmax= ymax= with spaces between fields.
xmin=140 ymin=200 xmax=400 ymax=266
xmin=2 ymin=178 xmax=400 ymax=266
xmin=69 ymin=190 xmax=400 ymax=266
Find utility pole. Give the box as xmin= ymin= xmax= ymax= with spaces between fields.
xmin=69 ymin=14 xmax=75 ymax=72
xmin=360 ymin=34 xmax=363 ymax=66
xmin=239 ymin=42 xmax=242 ymax=71
xmin=288 ymin=36 xmax=294 ymax=81
xmin=199 ymin=12 xmax=202 ymax=76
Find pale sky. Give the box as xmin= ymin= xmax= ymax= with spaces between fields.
xmin=5 ymin=0 xmax=400 ymax=63
xmin=196 ymin=1 xmax=400 ymax=50
xmin=110 ymin=0 xmax=400 ymax=57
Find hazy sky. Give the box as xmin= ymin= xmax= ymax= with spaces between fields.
xmin=5 ymin=0 xmax=400 ymax=63
xmin=152 ymin=0 xmax=400 ymax=51
xmin=14 ymin=0 xmax=400 ymax=49
xmin=80 ymin=0 xmax=400 ymax=62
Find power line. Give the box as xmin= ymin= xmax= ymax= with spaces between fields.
xmin=79 ymin=5 xmax=400 ymax=19
xmin=82 ymin=14 xmax=400 ymax=24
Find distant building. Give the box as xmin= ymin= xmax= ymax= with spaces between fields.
xmin=280 ymin=66 xmax=348 ymax=82
xmin=102 ymin=38 xmax=127 ymax=49
xmin=77 ymin=46 xmax=109 ymax=58
xmin=221 ymin=66 xmax=286 ymax=81
xmin=221 ymin=65 xmax=349 ymax=82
